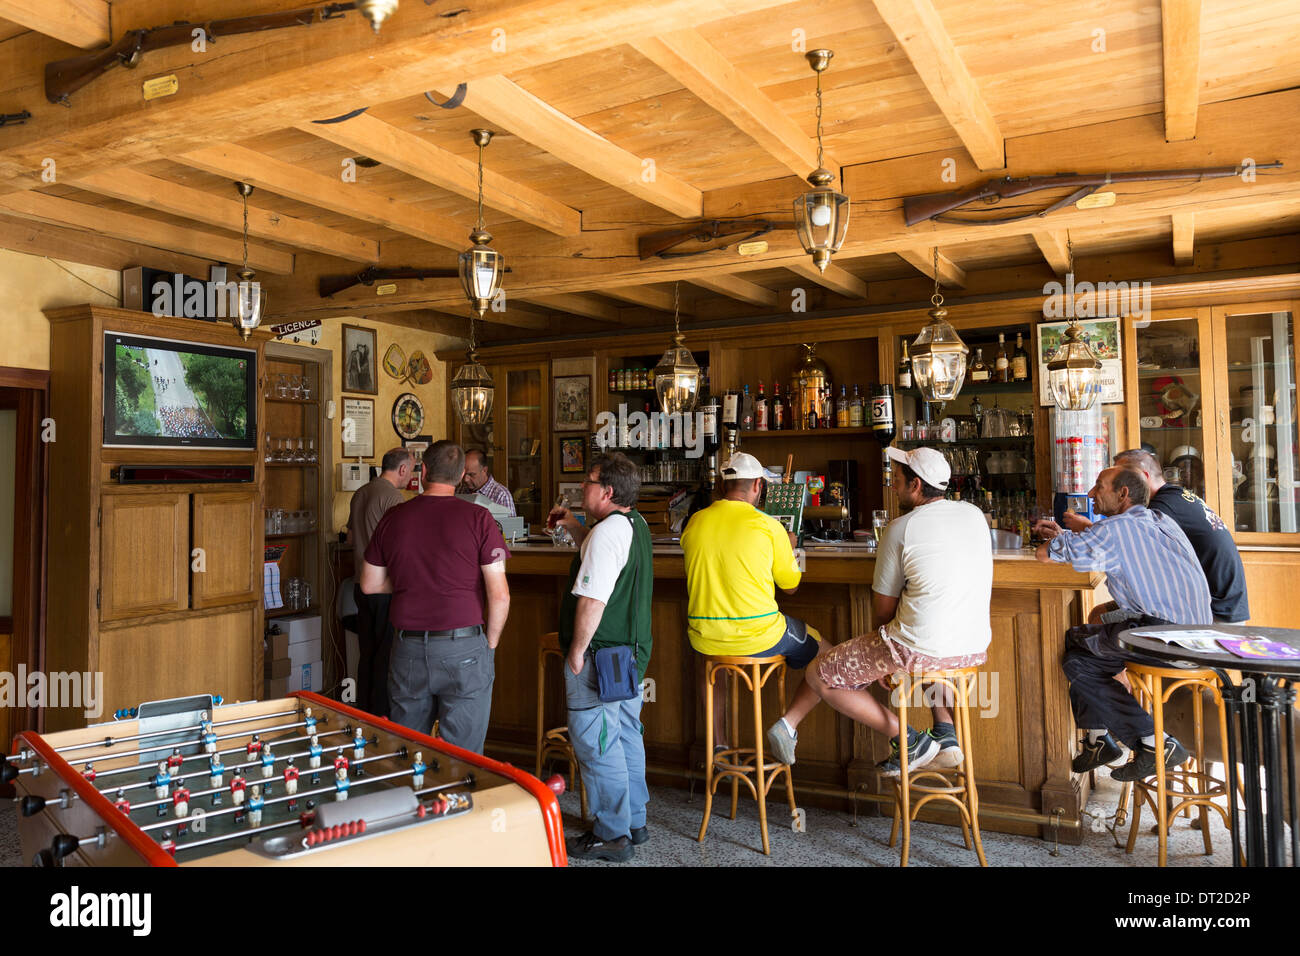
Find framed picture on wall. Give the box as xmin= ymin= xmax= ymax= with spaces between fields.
xmin=557 ymin=482 xmax=583 ymax=508
xmin=559 ymin=437 xmax=586 ymax=473
xmin=341 ymin=398 xmax=374 ymax=459
xmin=342 ymin=324 xmax=378 ymax=394
xmin=1035 ymin=318 xmax=1124 ymax=405
xmin=553 ymin=375 xmax=591 ymax=432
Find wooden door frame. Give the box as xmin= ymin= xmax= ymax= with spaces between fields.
xmin=0 ymin=367 xmax=49 ymax=773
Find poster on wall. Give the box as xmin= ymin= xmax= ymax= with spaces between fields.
xmin=553 ymin=375 xmax=591 ymax=431
xmin=343 ymin=324 xmax=378 ymax=394
xmin=342 ymin=398 xmax=375 ymax=459
xmin=1035 ymin=318 xmax=1124 ymax=405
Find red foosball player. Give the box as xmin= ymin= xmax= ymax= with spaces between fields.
xmin=82 ymin=763 xmax=96 ymax=784
xmin=246 ymin=734 xmax=262 ymax=763
xmin=333 ymin=752 xmax=349 ymax=775
xmin=283 ymin=762 xmax=300 ymax=795
xmin=167 ymin=747 xmax=184 ymax=776
xmin=230 ymin=771 xmax=247 ymax=814
xmin=113 ymin=789 xmax=130 ymax=815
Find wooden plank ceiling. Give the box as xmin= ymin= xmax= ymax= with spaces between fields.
xmin=0 ymin=0 xmax=1299 ymax=343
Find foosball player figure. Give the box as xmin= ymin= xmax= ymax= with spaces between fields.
xmin=113 ymin=789 xmax=131 ymax=816
xmin=334 ymin=765 xmax=350 ymax=802
xmin=411 ymin=752 xmax=426 ymax=789
xmin=199 ymin=711 xmax=216 ymax=753
xmin=160 ymin=832 xmax=177 ymax=858
xmin=82 ymin=762 xmax=95 ymax=784
xmin=352 ymin=728 xmax=366 ymax=759
xmin=304 ymin=707 xmax=317 ymax=737
xmin=173 ymin=781 xmax=191 ymax=832
xmin=260 ymin=742 xmax=275 ymax=794
xmin=208 ymin=754 xmax=225 ymax=806
xmin=247 ymin=784 xmax=264 ymax=827
xmin=308 ymin=734 xmax=323 ymax=783
xmin=166 ymin=747 xmax=184 ymax=776
xmin=333 ymin=751 xmax=349 ymax=775
xmin=284 ymin=762 xmax=300 ymax=811
xmin=152 ymin=762 xmax=172 ymax=818
xmin=230 ymin=771 xmax=247 ymax=821
xmin=246 ymin=734 xmax=262 ymax=764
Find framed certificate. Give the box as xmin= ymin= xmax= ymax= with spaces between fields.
xmin=341 ymin=398 xmax=375 ymax=459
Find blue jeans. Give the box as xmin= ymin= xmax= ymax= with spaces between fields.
xmin=565 ymin=655 xmax=648 ymax=841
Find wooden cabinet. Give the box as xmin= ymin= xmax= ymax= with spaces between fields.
xmin=99 ymin=493 xmax=189 ymax=621
xmin=191 ymin=491 xmax=259 ymax=609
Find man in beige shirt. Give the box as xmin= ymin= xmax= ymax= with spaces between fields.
xmin=348 ymin=448 xmax=413 ymax=717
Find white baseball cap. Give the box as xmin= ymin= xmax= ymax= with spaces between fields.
xmin=721 ymin=452 xmax=766 ymax=480
xmin=885 ymin=445 xmax=951 ymax=489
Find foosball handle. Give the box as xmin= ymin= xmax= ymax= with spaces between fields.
xmin=50 ymin=834 xmax=80 ymax=862
xmin=544 ymin=774 xmax=566 ymax=796
xmin=0 ymin=756 xmax=16 ymax=784
xmin=19 ymin=795 xmax=45 ymax=817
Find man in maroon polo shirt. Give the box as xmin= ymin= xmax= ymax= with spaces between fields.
xmin=360 ymin=440 xmax=511 ymax=754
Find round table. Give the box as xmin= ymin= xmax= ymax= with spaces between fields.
xmin=1118 ymin=623 xmax=1300 ymax=867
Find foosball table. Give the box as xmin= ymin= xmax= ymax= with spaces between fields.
xmin=3 ymin=692 xmax=566 ymax=866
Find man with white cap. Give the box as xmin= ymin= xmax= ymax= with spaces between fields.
xmin=681 ymin=452 xmax=831 ymax=761
xmin=767 ymin=446 xmax=993 ymax=773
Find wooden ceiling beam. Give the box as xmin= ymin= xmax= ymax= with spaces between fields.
xmin=0 ymin=0 xmax=107 ymax=49
xmin=0 ymin=191 xmax=293 ymax=273
xmin=1172 ymin=211 xmax=1195 ymax=265
xmin=692 ymin=275 xmax=779 ymax=308
xmin=523 ymin=294 xmax=623 ymax=323
xmin=896 ymin=248 xmax=967 ymax=287
xmin=362 ymin=310 xmax=469 ymax=338
xmin=1031 ymin=231 xmax=1072 ymax=275
xmin=297 ymin=114 xmax=581 ymax=236
xmin=630 ymin=30 xmax=828 ymax=179
xmin=68 ymin=169 xmax=379 ymax=263
xmin=1161 ymin=0 xmax=1202 ymax=142
xmin=603 ymin=285 xmax=686 ymax=313
xmin=786 ymin=261 xmax=867 ymax=298
xmin=0 ymin=212 xmax=215 ymax=276
xmin=443 ymin=76 xmax=701 ymax=219
xmin=870 ymin=0 xmax=1004 ymax=170
xmin=175 ymin=143 xmax=469 ymax=250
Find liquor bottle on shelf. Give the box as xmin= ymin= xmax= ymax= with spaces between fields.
xmin=701 ymin=392 xmax=720 ymax=451
xmin=969 ymin=349 xmax=991 ymax=383
xmin=740 ymin=384 xmax=755 ymax=431
xmin=608 ymin=369 xmax=617 ymax=391
xmin=836 ymin=385 xmax=849 ymax=428
xmin=870 ymin=385 xmax=896 ymax=443
xmin=848 ymin=385 xmax=864 ymax=427
xmin=771 ymin=384 xmax=785 ymax=430
xmin=995 ymin=333 xmax=1011 ymax=383
xmin=722 ymin=389 xmax=739 ymax=431
xmin=898 ymin=340 xmax=913 ymax=390
xmin=1012 ymin=332 xmax=1030 ymax=382
xmin=806 ymin=387 xmax=819 ymax=429
xmin=755 ymin=382 xmax=768 ymax=431
xmin=820 ymin=386 xmax=832 ymax=429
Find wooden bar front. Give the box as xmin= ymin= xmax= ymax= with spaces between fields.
xmin=487 ymin=544 xmax=1107 ymax=845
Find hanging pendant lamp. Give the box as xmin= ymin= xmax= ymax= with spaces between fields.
xmin=231 ymin=182 xmax=266 ymax=340
xmin=458 ymin=129 xmax=505 ymax=318
xmin=1046 ymin=240 xmax=1103 ymax=410
xmin=358 ymin=0 xmax=399 ymax=33
xmin=450 ymin=311 xmax=495 ymax=426
xmin=909 ymin=248 xmax=969 ymax=404
xmin=652 ymin=283 xmax=700 ymax=415
xmin=794 ymin=50 xmax=849 ymax=272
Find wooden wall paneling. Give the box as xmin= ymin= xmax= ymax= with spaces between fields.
xmin=98 ymin=492 xmax=189 ymax=623
xmin=1240 ymin=550 xmax=1300 ymax=628
xmin=191 ymin=492 xmax=259 ymax=610
xmin=1037 ymin=587 xmax=1086 ymax=845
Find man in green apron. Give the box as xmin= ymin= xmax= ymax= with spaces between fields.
xmin=548 ymin=452 xmax=653 ymax=862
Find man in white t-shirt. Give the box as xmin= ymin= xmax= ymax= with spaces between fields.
xmin=783 ymin=446 xmax=992 ymax=774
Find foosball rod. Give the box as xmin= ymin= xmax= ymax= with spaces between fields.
xmin=41 ymin=708 xmax=310 ymax=757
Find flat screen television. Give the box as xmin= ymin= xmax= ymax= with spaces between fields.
xmin=103 ymin=331 xmax=257 ymax=449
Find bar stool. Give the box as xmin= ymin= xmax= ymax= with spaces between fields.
xmin=1117 ymin=662 xmax=1233 ymax=866
xmin=882 ymin=667 xmax=987 ymax=867
xmin=697 ymin=654 xmax=797 ymax=856
xmin=535 ymin=631 xmax=588 ymax=821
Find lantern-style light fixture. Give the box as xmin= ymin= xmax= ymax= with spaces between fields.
xmin=458 ymin=129 xmax=505 ymax=318
xmin=652 ymin=283 xmax=701 ymax=415
xmin=358 ymin=0 xmax=399 ymax=33
xmin=231 ymin=182 xmax=266 ymax=341
xmin=910 ymin=248 xmax=969 ymax=404
xmin=794 ymin=49 xmax=850 ymax=273
xmin=1046 ymin=240 xmax=1103 ymax=410
xmin=450 ymin=312 xmax=495 ymax=426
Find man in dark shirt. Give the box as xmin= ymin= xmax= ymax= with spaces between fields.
xmin=1064 ymin=448 xmax=1248 ymax=622
xmin=361 ymin=441 xmax=511 ymax=754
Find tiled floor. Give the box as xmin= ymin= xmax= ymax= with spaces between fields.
xmin=0 ymin=765 xmax=1242 ymax=866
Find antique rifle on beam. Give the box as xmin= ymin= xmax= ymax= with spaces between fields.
xmin=45 ymin=2 xmax=360 ymax=105
xmin=0 ymin=110 xmax=32 ymax=128
xmin=638 ymin=218 xmax=797 ymax=260
xmin=319 ymin=266 xmax=512 ymax=299
xmin=903 ymin=163 xmax=1283 ymax=226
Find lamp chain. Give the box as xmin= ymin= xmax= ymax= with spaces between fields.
xmin=931 ymin=246 xmax=943 ymax=308
xmin=468 ymin=311 xmax=477 ymax=351
xmin=672 ymin=282 xmax=681 ymax=336
xmin=476 ymin=140 xmax=485 ymax=233
xmin=241 ymin=189 xmax=249 ymax=273
xmin=815 ymin=69 xmax=825 ymax=171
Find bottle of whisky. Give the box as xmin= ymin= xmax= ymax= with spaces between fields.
xmin=836 ymin=385 xmax=849 ymax=428
xmin=740 ymin=384 xmax=754 ymax=431
xmin=820 ymin=385 xmax=832 ymax=429
xmin=969 ymin=349 xmax=990 ymax=383
xmin=898 ymin=340 xmax=913 ymax=389
xmin=771 ymin=383 xmax=785 ymax=430
xmin=848 ymin=384 xmax=864 ymax=427
xmin=755 ymin=382 xmax=768 ymax=431
xmin=1012 ymin=332 xmax=1030 ymax=382
xmin=995 ymin=333 xmax=1011 ymax=383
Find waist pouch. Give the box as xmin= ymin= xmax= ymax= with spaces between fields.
xmin=593 ymin=644 xmax=638 ymax=702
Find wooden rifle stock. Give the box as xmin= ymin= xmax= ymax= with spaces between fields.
xmin=45 ymin=3 xmax=356 ymax=105
xmin=319 ymin=267 xmax=485 ymax=299
xmin=637 ymin=219 xmax=794 ymax=260
xmin=902 ymin=163 xmax=1283 ymax=226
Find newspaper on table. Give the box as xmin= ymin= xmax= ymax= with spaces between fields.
xmin=1128 ymin=628 xmax=1300 ymax=659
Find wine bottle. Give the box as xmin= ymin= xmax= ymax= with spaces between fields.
xmin=995 ymin=333 xmax=1010 ymax=383
xmin=970 ymin=349 xmax=990 ymax=383
xmin=755 ymin=382 xmax=768 ymax=431
xmin=898 ymin=340 xmax=913 ymax=389
xmin=771 ymin=383 xmax=785 ymax=430
xmin=836 ymin=385 xmax=849 ymax=428
xmin=1012 ymin=332 xmax=1030 ymax=382
xmin=740 ymin=384 xmax=754 ymax=431
xmin=848 ymin=384 xmax=864 ymax=427
xmin=722 ymin=389 xmax=738 ymax=430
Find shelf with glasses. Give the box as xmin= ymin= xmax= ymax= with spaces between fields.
xmin=898 ymin=436 xmax=1034 ymax=447
xmin=266 ymin=532 xmax=317 ymax=539
xmin=267 ymin=604 xmax=318 ymax=619
xmin=942 ymin=381 xmax=1033 ymax=396
xmin=266 ymin=462 xmax=319 ymax=469
xmin=738 ymin=427 xmax=876 ymax=438
xmin=265 ymin=397 xmax=319 ymax=406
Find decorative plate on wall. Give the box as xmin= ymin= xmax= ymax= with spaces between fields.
xmin=391 ymin=392 xmax=425 ymax=439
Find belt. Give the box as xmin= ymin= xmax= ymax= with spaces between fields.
xmin=397 ymin=626 xmax=481 ymax=641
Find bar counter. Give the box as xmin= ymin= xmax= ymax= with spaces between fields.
xmin=491 ymin=541 xmax=1109 ymax=844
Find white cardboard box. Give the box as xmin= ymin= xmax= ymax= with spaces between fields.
xmin=265 ymin=659 xmax=323 ymax=698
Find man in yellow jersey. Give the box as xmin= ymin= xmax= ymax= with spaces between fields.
xmin=681 ymin=452 xmax=830 ymax=764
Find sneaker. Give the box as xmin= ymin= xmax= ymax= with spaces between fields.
xmin=1111 ymin=736 xmax=1190 ymax=782
xmin=927 ymin=723 xmax=964 ymax=769
xmin=765 ymin=720 xmax=797 ymax=766
xmin=877 ymin=729 xmax=939 ymax=777
xmin=1072 ymin=732 xmax=1124 ymax=773
xmin=565 ymin=830 xmax=634 ymax=863
xmin=630 ymin=826 xmax=649 ymax=846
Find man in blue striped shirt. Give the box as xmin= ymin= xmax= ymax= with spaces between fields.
xmin=1035 ymin=465 xmax=1213 ymax=782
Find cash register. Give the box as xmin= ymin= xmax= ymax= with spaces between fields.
xmin=457 ymin=493 xmax=529 ymax=542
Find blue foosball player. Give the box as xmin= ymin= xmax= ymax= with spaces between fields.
xmin=304 ymin=707 xmax=317 ymax=737
xmin=152 ymin=763 xmax=171 ymax=818
xmin=247 ymin=784 xmax=265 ymax=827
xmin=411 ymin=752 xmax=427 ymax=789
xmin=309 ymin=735 xmax=323 ymax=784
xmin=334 ymin=766 xmax=350 ymax=801
xmin=208 ymin=755 xmax=225 ymax=806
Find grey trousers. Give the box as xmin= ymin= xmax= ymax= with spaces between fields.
xmin=388 ymin=627 xmax=495 ymax=755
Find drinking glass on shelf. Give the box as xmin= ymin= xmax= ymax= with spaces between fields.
xmin=294 ymin=437 xmax=307 ymax=463
xmin=306 ymin=437 xmax=318 ymax=463
xmin=271 ymin=508 xmax=284 ymax=535
xmin=289 ymin=376 xmax=302 ymax=401
xmin=872 ymin=510 xmax=889 ymax=542
xmin=300 ymin=376 xmax=313 ymax=401
xmin=264 ymin=433 xmax=273 ymax=463
xmin=276 ymin=373 xmax=289 ymax=398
